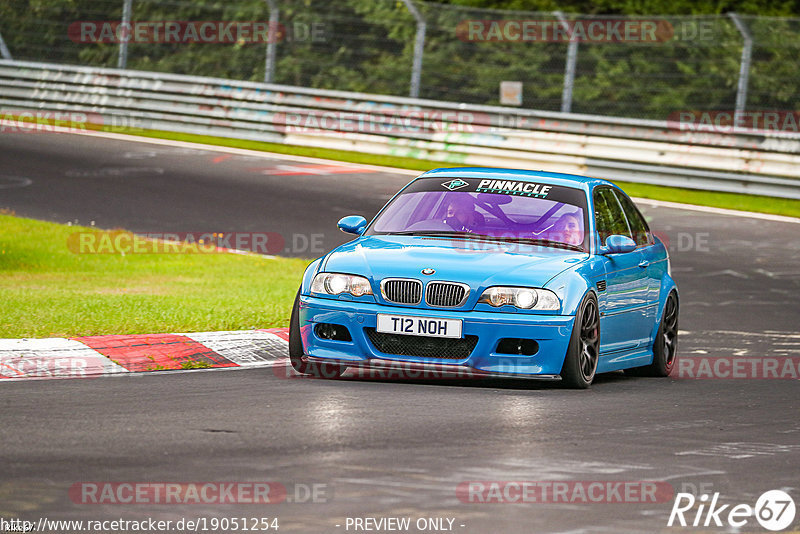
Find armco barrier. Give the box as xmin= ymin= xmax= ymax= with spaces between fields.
xmin=1 ymin=60 xmax=799 ymax=199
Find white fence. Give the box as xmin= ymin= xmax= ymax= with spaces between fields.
xmin=1 ymin=60 xmax=799 ymax=199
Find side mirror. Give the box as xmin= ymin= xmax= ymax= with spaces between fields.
xmin=337 ymin=215 xmax=367 ymax=235
xmin=602 ymin=234 xmax=636 ymax=254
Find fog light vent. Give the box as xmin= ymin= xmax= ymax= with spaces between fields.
xmin=314 ymin=323 xmax=352 ymax=342
xmin=496 ymin=338 xmax=539 ymax=356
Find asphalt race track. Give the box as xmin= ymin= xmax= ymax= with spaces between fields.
xmin=1 ymin=132 xmax=799 ymax=533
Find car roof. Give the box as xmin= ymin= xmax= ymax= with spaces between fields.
xmin=417 ymin=167 xmax=617 ymax=193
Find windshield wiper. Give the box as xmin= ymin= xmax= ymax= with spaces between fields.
xmin=490 ymin=237 xmax=585 ymax=252
xmin=387 ymin=232 xmax=584 ymax=252
xmin=389 ymin=231 xmax=490 ymax=239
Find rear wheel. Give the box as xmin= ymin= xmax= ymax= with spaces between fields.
xmin=560 ymin=293 xmax=600 ymax=389
xmin=626 ymin=291 xmax=679 ymax=377
xmin=289 ymin=290 xmax=347 ymax=378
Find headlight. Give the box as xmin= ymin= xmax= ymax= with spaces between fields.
xmin=478 ymin=287 xmax=560 ymax=311
xmin=311 ymin=273 xmax=373 ymax=297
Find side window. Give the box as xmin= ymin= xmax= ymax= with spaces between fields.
xmin=614 ymin=191 xmax=651 ymax=246
xmin=593 ymin=187 xmax=631 ymax=245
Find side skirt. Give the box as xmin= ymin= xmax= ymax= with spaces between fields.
xmin=597 ymin=348 xmax=654 ymax=373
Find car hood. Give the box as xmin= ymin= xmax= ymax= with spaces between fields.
xmin=322 ymin=235 xmax=587 ymax=290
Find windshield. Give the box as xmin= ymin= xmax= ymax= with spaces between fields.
xmin=367 ymin=177 xmax=590 ymax=252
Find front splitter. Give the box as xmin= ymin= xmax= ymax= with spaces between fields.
xmin=306 ymin=356 xmax=561 ymax=381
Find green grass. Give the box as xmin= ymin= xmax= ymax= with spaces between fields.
xmin=127 ymin=128 xmax=800 ymax=219
xmin=0 ymin=213 xmax=308 ymax=338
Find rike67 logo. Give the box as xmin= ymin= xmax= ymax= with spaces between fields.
xmin=668 ymin=490 xmax=796 ymax=531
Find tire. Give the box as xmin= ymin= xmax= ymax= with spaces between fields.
xmin=288 ymin=289 xmax=347 ymax=379
xmin=560 ymin=292 xmax=600 ymax=389
xmin=627 ymin=291 xmax=679 ymax=377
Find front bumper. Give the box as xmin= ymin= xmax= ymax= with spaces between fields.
xmin=299 ymin=295 xmax=575 ymax=376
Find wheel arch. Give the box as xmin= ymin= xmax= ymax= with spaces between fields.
xmin=655 ymin=276 xmax=679 ymax=326
xmin=558 ymin=288 xmax=601 ymax=388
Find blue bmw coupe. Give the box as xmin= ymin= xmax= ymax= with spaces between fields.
xmin=289 ymin=168 xmax=679 ymax=388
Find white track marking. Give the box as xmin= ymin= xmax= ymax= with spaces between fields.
xmin=0 ymin=338 xmax=127 ymax=379
xmin=675 ymin=443 xmax=800 ymax=459
xmin=0 ymin=331 xmax=290 ymax=381
xmin=180 ymin=330 xmax=288 ymax=366
xmin=713 ymin=331 xmax=800 ymax=339
xmin=633 ymin=197 xmax=800 ymax=224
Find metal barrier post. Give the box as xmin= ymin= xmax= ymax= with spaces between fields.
xmin=401 ymin=0 xmax=426 ymax=98
xmin=264 ymin=0 xmax=279 ymax=83
xmin=117 ymin=0 xmax=132 ymax=69
xmin=0 ymin=30 xmax=12 ymax=60
xmin=554 ymin=11 xmax=578 ymax=114
xmin=729 ymin=13 xmax=753 ymax=127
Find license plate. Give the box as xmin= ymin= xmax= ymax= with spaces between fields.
xmin=376 ymin=314 xmax=462 ymax=339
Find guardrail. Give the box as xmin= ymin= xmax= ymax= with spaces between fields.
xmin=1 ymin=60 xmax=799 ymax=199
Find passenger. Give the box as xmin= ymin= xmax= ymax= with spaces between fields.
xmin=550 ymin=213 xmax=583 ymax=246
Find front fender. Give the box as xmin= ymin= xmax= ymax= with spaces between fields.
xmin=300 ymin=257 xmax=325 ymax=295
xmin=544 ymin=265 xmax=597 ymax=316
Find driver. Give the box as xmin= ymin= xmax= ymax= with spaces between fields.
xmin=550 ymin=212 xmax=583 ymax=246
xmin=445 ymin=196 xmax=483 ymax=232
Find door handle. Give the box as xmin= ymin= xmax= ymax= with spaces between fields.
xmin=638 ymin=260 xmax=650 ymax=268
